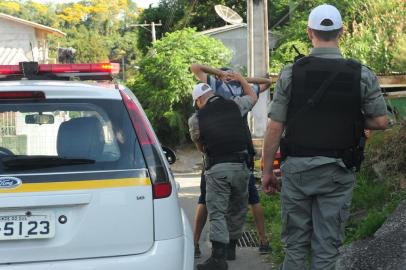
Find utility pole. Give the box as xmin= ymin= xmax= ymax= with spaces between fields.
xmin=247 ymin=0 xmax=270 ymax=137
xmin=128 ymin=21 xmax=163 ymax=43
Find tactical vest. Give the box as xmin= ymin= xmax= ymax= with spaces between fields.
xmin=285 ymin=56 xmax=364 ymax=156
xmin=198 ymin=96 xmax=247 ymax=157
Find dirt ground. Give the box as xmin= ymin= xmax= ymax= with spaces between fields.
xmin=170 ymin=144 xmax=203 ymax=174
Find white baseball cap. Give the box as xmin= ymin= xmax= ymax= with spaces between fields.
xmin=308 ymin=4 xmax=343 ymax=31
xmin=192 ymin=83 xmax=212 ymax=106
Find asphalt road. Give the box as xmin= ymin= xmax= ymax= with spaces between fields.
xmin=175 ymin=173 xmax=272 ymax=270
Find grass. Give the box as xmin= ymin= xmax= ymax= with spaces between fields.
xmin=345 ymin=176 xmax=406 ymax=243
xmin=246 ymin=192 xmax=285 ymax=264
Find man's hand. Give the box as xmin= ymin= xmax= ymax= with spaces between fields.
xmin=225 ymin=71 xmax=244 ymax=83
xmin=217 ymin=70 xmax=229 ymax=82
xmin=262 ymin=172 xmax=281 ymax=195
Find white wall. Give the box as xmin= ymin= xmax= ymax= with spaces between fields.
xmin=210 ymin=27 xmax=248 ymax=71
xmin=207 ymin=27 xmax=277 ymax=73
xmin=0 ymin=18 xmax=40 ymax=64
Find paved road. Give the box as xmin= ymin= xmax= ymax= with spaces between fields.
xmin=175 ymin=173 xmax=272 ymax=270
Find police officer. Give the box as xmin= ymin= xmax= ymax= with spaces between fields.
xmin=189 ymin=71 xmax=258 ymax=270
xmin=262 ymin=4 xmax=388 ymax=270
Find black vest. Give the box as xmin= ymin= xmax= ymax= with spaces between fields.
xmin=286 ymin=56 xmax=364 ymax=154
xmin=198 ymin=96 xmax=247 ymax=157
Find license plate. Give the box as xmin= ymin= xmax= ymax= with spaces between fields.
xmin=0 ymin=212 xmax=55 ymax=240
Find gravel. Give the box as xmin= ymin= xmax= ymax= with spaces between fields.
xmin=336 ymin=200 xmax=406 ymax=270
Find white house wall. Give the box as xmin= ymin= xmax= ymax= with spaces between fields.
xmin=210 ymin=28 xmax=248 ymax=71
xmin=0 ymin=18 xmax=40 ymax=64
xmin=207 ymin=27 xmax=276 ymax=72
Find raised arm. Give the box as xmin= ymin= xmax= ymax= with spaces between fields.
xmin=245 ymin=77 xmax=272 ymax=93
xmin=227 ymin=71 xmax=258 ymax=105
xmin=190 ymin=63 xmax=227 ymax=84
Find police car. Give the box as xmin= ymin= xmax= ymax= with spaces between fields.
xmin=0 ymin=62 xmax=193 ymax=270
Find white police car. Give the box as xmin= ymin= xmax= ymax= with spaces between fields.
xmin=0 ymin=62 xmax=193 ymax=269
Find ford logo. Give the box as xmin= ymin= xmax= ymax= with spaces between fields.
xmin=0 ymin=177 xmax=22 ymax=189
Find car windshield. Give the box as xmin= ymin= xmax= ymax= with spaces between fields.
xmin=0 ymin=99 xmax=146 ymax=173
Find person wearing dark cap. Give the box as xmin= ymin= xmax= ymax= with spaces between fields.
xmin=188 ymin=71 xmax=257 ymax=270
xmin=262 ymin=4 xmax=388 ymax=270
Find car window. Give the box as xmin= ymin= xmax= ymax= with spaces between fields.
xmin=0 ymin=99 xmax=146 ymax=173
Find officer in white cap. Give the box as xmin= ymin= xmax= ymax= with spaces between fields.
xmin=262 ymin=4 xmax=388 ymax=270
xmin=188 ymin=71 xmax=258 ymax=270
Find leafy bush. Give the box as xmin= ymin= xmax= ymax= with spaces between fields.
xmin=270 ymin=40 xmax=309 ymax=73
xmin=341 ymin=0 xmax=406 ymax=73
xmin=364 ymin=122 xmax=406 ymax=177
xmin=270 ymin=0 xmax=405 ymax=73
xmin=127 ymin=28 xmax=231 ymax=145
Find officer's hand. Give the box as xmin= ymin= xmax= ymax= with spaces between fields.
xmin=262 ymin=172 xmax=281 ymax=195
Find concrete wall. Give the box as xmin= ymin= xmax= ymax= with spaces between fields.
xmin=0 ymin=18 xmax=40 ymax=64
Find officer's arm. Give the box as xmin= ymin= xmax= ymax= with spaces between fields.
xmin=361 ymin=67 xmax=389 ymax=130
xmin=365 ymin=115 xmax=388 ymax=130
xmin=190 ymin=64 xmax=226 ymax=84
xmin=188 ymin=114 xmax=204 ymax=152
xmin=262 ymin=119 xmax=284 ymax=176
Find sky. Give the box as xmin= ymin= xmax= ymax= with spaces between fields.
xmin=34 ymin=0 xmax=159 ymax=8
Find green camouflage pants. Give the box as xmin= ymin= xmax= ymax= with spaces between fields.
xmin=281 ymin=163 xmax=355 ymax=270
xmin=205 ymin=162 xmax=250 ymax=244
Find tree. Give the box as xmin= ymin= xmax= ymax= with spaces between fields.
xmin=269 ymin=0 xmax=405 ymax=73
xmin=136 ymin=0 xmax=245 ymax=53
xmin=63 ymin=26 xmax=110 ymax=63
xmin=0 ymin=1 xmax=21 ymax=15
xmin=128 ymin=28 xmax=231 ymax=145
xmin=341 ymin=0 xmax=406 ymax=73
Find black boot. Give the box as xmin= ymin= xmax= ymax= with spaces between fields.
xmin=196 ymin=241 xmax=228 ymax=270
xmin=226 ymin=239 xmax=237 ymax=260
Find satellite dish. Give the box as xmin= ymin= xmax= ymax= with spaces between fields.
xmin=215 ymin=5 xmax=243 ymax=25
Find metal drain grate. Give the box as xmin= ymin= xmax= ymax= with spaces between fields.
xmin=237 ymin=230 xmax=259 ymax=248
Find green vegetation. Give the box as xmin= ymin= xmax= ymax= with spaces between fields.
xmin=345 ymin=171 xmax=406 ymax=243
xmin=270 ymin=0 xmax=406 ymax=73
xmin=250 ymin=122 xmax=406 ymax=266
xmin=0 ymin=0 xmax=141 ymax=79
xmin=127 ymin=28 xmax=231 ymax=145
xmin=247 ymin=193 xmax=285 ymax=264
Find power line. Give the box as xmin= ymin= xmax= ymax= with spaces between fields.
xmin=128 ymin=21 xmax=163 ymax=42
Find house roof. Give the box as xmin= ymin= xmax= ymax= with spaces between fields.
xmin=200 ymin=23 xmax=246 ymax=35
xmin=0 ymin=13 xmax=66 ymax=37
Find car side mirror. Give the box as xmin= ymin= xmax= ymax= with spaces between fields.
xmin=162 ymin=146 xmax=176 ymax=165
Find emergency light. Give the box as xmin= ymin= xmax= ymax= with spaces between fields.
xmin=0 ymin=62 xmax=120 ymax=81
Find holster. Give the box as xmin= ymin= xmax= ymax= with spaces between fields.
xmin=342 ymin=135 xmax=366 ymax=172
xmin=280 ymin=137 xmax=289 ymax=162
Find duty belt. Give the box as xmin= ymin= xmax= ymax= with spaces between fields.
xmin=205 ymin=153 xmax=249 ymax=170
